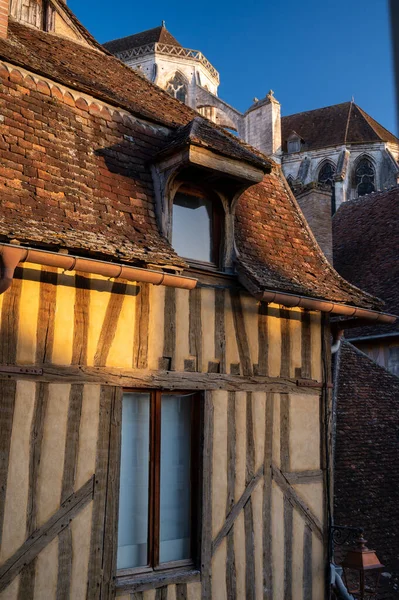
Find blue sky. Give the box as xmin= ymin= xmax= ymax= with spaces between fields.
xmin=69 ymin=0 xmax=397 ymax=135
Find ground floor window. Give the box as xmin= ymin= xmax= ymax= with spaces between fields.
xmin=117 ymin=390 xmax=201 ymax=575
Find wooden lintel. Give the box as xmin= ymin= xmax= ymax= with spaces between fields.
xmin=189 ymin=146 xmax=266 ymax=183
xmin=116 ymin=569 xmax=200 ymax=593
xmin=296 ymin=379 xmax=333 ymax=389
xmin=0 ymin=366 xmax=322 ymax=395
xmin=0 ymin=476 xmax=94 ymax=593
xmin=212 ymin=464 xmax=264 ymax=555
xmin=271 ymin=465 xmax=324 ymax=540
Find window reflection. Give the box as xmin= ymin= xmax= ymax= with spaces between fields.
xmin=172 ymin=192 xmax=214 ymax=262
xmin=160 ymin=393 xmax=194 ymax=563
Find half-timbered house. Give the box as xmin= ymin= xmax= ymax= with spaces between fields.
xmin=0 ymin=2 xmax=396 ymax=599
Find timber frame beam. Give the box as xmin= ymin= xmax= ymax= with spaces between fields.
xmin=0 ymin=365 xmax=323 ymax=394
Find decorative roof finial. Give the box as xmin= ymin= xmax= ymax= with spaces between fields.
xmin=162 ymin=20 xmax=166 ymax=27
xmin=351 ymin=95 xmax=355 ymax=103
xmin=253 ymin=97 xmax=259 ymax=103
xmin=268 ymin=89 xmax=274 ymax=97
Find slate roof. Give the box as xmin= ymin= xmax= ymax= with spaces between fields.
xmin=281 ymin=102 xmax=399 ymax=152
xmin=157 ymin=117 xmax=271 ymax=170
xmin=334 ymin=342 xmax=399 ymax=600
xmin=0 ymin=17 xmax=388 ymax=310
xmin=333 ymin=187 xmax=399 ymax=335
xmin=103 ymin=25 xmax=182 ymax=55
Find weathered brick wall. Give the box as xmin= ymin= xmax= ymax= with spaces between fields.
xmin=0 ymin=63 xmax=178 ymax=264
xmin=334 ymin=342 xmax=399 ymax=599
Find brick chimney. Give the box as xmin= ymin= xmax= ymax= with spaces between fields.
xmin=0 ymin=0 xmax=8 ymax=38
xmin=295 ymin=183 xmax=333 ymax=263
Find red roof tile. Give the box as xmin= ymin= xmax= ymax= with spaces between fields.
xmin=0 ymin=19 xmax=196 ymax=128
xmin=0 ymin=18 xmax=388 ymax=309
xmin=157 ymin=117 xmax=271 ymax=169
xmin=236 ymin=170 xmax=382 ymax=308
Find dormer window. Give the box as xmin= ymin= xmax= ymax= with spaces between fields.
xmin=287 ymin=138 xmax=301 ymax=153
xmin=286 ymin=131 xmax=303 ymax=154
xmin=172 ymin=187 xmax=223 ymax=266
xmin=151 ymin=117 xmax=270 ymax=273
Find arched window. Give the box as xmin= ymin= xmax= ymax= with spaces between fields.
xmin=318 ymin=162 xmax=336 ymax=214
xmin=172 ymin=187 xmax=223 ymax=265
xmin=355 ymin=157 xmax=375 ymax=196
xmin=166 ymin=73 xmax=188 ymax=104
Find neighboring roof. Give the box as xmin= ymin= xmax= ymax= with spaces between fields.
xmin=281 ymin=102 xmax=399 ymax=152
xmin=334 ymin=342 xmax=399 ymax=600
xmin=235 ymin=170 xmax=382 ymax=309
xmin=103 ymin=25 xmax=182 ymax=55
xmin=157 ymin=117 xmax=271 ymax=170
xmin=333 ymin=187 xmax=399 ymax=336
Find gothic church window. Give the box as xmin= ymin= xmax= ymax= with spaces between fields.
xmin=355 ymin=157 xmax=375 ymax=197
xmin=318 ymin=161 xmax=337 ymax=214
xmin=318 ymin=162 xmax=336 ymax=188
xmin=166 ymin=73 xmax=188 ymax=104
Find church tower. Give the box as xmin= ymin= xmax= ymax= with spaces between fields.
xmin=103 ymin=23 xmax=220 ymax=110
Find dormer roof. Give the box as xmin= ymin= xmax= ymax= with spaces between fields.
xmin=157 ymin=117 xmax=271 ymax=171
xmin=103 ymin=24 xmax=182 ymax=55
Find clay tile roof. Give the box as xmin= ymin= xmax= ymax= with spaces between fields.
xmin=281 ymin=102 xmax=399 ymax=152
xmin=0 ymin=17 xmax=390 ymax=310
xmin=157 ymin=117 xmax=271 ymax=169
xmin=1 ymin=19 xmax=196 ymax=128
xmin=333 ymin=187 xmax=399 ymax=336
xmin=103 ymin=25 xmax=182 ymax=55
xmin=235 ymin=169 xmax=383 ymax=309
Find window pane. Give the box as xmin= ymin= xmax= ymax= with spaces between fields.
xmin=117 ymin=393 xmax=150 ymax=570
xmin=160 ymin=393 xmax=194 ymax=563
xmin=172 ymin=193 xmax=213 ymax=262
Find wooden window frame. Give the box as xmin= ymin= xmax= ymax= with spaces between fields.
xmin=172 ymin=185 xmax=225 ymax=269
xmin=117 ymin=389 xmax=202 ymax=580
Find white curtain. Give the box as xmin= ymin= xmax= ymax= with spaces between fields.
xmin=159 ymin=393 xmax=193 ymax=563
xmin=117 ymin=393 xmax=150 ymax=570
